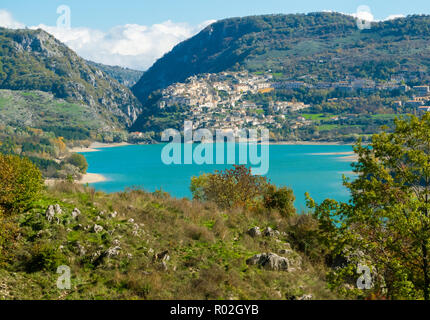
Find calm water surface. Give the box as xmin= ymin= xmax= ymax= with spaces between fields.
xmin=81 ymin=144 xmax=356 ymax=210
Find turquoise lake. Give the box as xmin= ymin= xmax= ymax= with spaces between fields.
xmin=81 ymin=144 xmax=356 ymax=210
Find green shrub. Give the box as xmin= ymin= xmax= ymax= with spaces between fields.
xmin=25 ymin=242 xmax=67 ymax=272
xmin=263 ymin=185 xmax=296 ymax=217
xmin=0 ymin=209 xmax=19 ymax=267
xmin=66 ymin=153 xmax=88 ymax=174
xmin=0 ymin=154 xmax=43 ymax=214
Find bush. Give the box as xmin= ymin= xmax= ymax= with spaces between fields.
xmin=25 ymin=242 xmax=67 ymax=272
xmin=0 ymin=154 xmax=43 ymax=214
xmin=190 ymin=165 xmax=296 ymax=216
xmin=190 ymin=165 xmax=269 ymax=209
xmin=263 ymin=185 xmax=296 ymax=217
xmin=66 ymin=153 xmax=88 ymax=174
xmin=0 ymin=209 xmax=19 ymax=266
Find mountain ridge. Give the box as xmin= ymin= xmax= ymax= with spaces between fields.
xmin=0 ymin=27 xmax=143 ymax=128
xmin=132 ymin=12 xmax=430 ymax=105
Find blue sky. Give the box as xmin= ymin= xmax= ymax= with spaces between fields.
xmin=1 ymin=0 xmax=428 ymax=30
xmin=1 ymin=0 xmax=429 ymax=70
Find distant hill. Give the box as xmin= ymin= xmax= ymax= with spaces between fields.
xmin=0 ymin=28 xmax=142 ymax=127
xmin=132 ymin=12 xmax=430 ymax=104
xmin=86 ymin=61 xmax=144 ymax=87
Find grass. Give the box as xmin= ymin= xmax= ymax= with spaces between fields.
xmin=300 ymin=113 xmax=335 ymax=122
xmin=0 ymin=182 xmax=339 ymax=300
xmin=370 ymin=114 xmax=403 ymax=120
xmin=318 ymin=124 xmax=340 ymax=131
xmin=0 ymin=89 xmax=112 ymax=130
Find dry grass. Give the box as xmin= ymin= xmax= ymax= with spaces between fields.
xmin=2 ymin=181 xmax=340 ymax=300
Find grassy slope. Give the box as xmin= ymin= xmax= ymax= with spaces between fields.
xmin=0 ymin=183 xmax=337 ymax=300
xmin=0 ymin=89 xmax=113 ymax=130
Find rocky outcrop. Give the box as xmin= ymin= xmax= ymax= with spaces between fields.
xmin=94 ymin=224 xmax=104 ymax=233
xmin=45 ymin=204 xmax=62 ymax=222
xmin=246 ymin=253 xmax=290 ymax=271
xmin=72 ymin=208 xmax=81 ymax=219
xmin=247 ymin=227 xmax=262 ymax=237
xmin=263 ymin=227 xmax=280 ymax=237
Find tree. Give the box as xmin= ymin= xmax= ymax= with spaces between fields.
xmin=308 ymin=113 xmax=430 ymax=299
xmin=0 ymin=154 xmax=43 ymax=214
xmin=66 ymin=153 xmax=88 ymax=174
xmin=190 ymin=165 xmax=269 ymax=209
xmin=264 ymin=185 xmax=296 ymax=217
xmin=0 ymin=137 xmax=17 ymax=154
xmin=190 ymin=165 xmax=296 ymax=216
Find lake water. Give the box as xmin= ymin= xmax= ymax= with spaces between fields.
xmin=81 ymin=144 xmax=356 ymax=210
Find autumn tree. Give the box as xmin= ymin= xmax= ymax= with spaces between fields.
xmin=0 ymin=154 xmax=43 ymax=214
xmin=191 ymin=165 xmax=269 ymax=209
xmin=308 ymin=113 xmax=430 ymax=299
xmin=191 ymin=165 xmax=296 ymax=216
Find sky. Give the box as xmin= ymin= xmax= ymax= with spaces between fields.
xmin=1 ymin=0 xmax=429 ymax=70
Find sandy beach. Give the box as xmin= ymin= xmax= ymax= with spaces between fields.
xmin=69 ymin=142 xmax=131 ymax=153
xmin=270 ymin=141 xmax=354 ymax=146
xmin=45 ymin=172 xmax=107 ymax=186
xmin=338 ymin=155 xmax=359 ymax=161
xmin=306 ymin=151 xmax=359 ymax=162
xmin=308 ymin=151 xmax=355 ymax=156
xmin=79 ymin=173 xmax=107 ymax=184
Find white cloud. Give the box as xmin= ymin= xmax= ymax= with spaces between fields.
xmin=1 ymin=9 xmax=215 ymax=71
xmin=323 ymin=9 xmax=406 ymax=23
xmin=0 ymin=9 xmax=25 ymax=28
xmin=33 ymin=20 xmax=216 ymax=70
xmin=384 ymin=14 xmax=405 ymax=21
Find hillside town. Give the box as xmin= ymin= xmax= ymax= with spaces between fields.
xmin=154 ymin=71 xmax=430 ymax=133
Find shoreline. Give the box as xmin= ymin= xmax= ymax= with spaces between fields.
xmin=69 ymin=140 xmax=355 ymax=153
xmin=79 ymin=172 xmax=108 ymax=184
xmin=45 ymin=172 xmax=107 ymax=186
xmin=69 ymin=142 xmax=131 ymax=153
xmin=269 ymin=141 xmax=354 ymax=146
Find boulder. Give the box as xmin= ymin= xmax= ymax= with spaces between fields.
xmin=263 ymin=227 xmax=280 ymax=237
xmin=154 ymin=250 xmax=170 ymax=271
xmin=76 ymin=242 xmax=86 ymax=256
xmin=54 ymin=204 xmax=62 ymax=214
xmin=72 ymin=208 xmax=81 ymax=219
xmin=279 ymin=249 xmax=291 ymax=255
xmin=94 ymin=224 xmax=104 ymax=233
xmin=247 ymin=227 xmax=262 ymax=237
xmin=45 ymin=205 xmax=55 ymax=222
xmin=155 ymin=250 xmax=170 ymax=262
xmin=278 ymin=248 xmax=302 ymax=269
xmin=106 ymin=246 xmax=121 ymax=258
xmin=246 ymin=253 xmax=290 ymax=271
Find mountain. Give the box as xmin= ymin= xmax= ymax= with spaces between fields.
xmin=0 ymin=89 xmax=117 ymax=133
xmin=0 ymin=28 xmax=142 ymax=127
xmin=132 ymin=12 xmax=430 ymax=103
xmin=86 ymin=61 xmax=144 ymax=87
